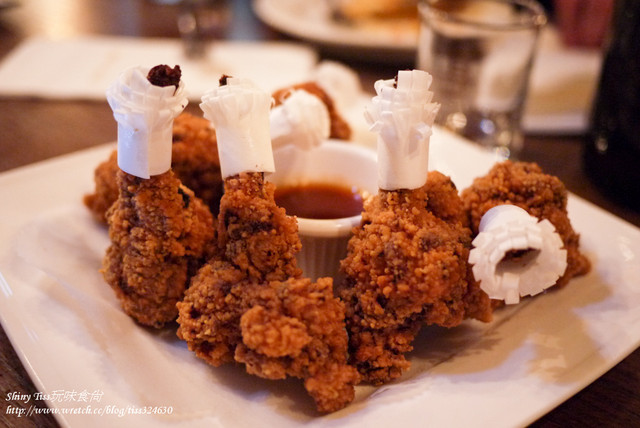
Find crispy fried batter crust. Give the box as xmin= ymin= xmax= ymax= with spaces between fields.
xmin=460 ymin=161 xmax=591 ymax=289
xmin=83 ymin=150 xmax=120 ymax=223
xmin=177 ymin=172 xmax=359 ymax=413
xmin=216 ymin=172 xmax=302 ymax=281
xmin=102 ymin=170 xmax=215 ymax=328
xmin=178 ymin=266 xmax=359 ymax=412
xmin=171 ymin=113 xmax=223 ymax=216
xmin=340 ymin=171 xmax=491 ymax=384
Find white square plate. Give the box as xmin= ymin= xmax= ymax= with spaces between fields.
xmin=1 ymin=130 xmax=639 ymax=427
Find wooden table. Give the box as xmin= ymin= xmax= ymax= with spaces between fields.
xmin=1 ymin=1 xmax=639 ymax=427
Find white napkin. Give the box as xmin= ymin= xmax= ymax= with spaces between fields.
xmin=0 ymin=36 xmax=318 ymax=101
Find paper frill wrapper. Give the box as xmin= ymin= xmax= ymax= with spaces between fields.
xmin=312 ymin=60 xmax=362 ymax=111
xmin=364 ymin=70 xmax=440 ymax=190
xmin=468 ymin=205 xmax=568 ymax=304
xmin=106 ymin=66 xmax=188 ymax=179
xmin=270 ymin=89 xmax=330 ymax=150
xmin=200 ymin=77 xmax=274 ymax=179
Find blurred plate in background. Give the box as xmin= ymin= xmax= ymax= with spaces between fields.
xmin=253 ymin=0 xmax=418 ymax=63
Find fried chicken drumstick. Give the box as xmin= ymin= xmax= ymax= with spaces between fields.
xmin=460 ymin=160 xmax=591 ymax=292
xmin=339 ymin=71 xmax=492 ymax=385
xmin=176 ymin=76 xmax=359 ymax=413
xmin=341 ymin=172 xmax=492 ymax=384
xmin=102 ymin=65 xmax=216 ymax=328
xmin=103 ymin=170 xmax=215 ymax=327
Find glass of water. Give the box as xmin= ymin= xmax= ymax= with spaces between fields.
xmin=417 ymin=0 xmax=546 ymax=158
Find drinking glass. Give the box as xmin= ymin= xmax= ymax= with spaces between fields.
xmin=417 ymin=0 xmax=546 ymax=158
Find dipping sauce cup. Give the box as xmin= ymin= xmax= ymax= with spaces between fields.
xmin=269 ymin=141 xmax=378 ymax=281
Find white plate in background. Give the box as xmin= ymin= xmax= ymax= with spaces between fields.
xmin=253 ymin=0 xmax=418 ymax=62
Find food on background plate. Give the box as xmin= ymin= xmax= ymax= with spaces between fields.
xmin=331 ymin=0 xmax=417 ymax=21
xmin=329 ymin=0 xmax=419 ymax=34
xmin=101 ymin=65 xmax=216 ymax=328
xmin=176 ymin=76 xmax=359 ymax=413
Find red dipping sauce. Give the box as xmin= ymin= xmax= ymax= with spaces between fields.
xmin=275 ymin=183 xmax=364 ymax=219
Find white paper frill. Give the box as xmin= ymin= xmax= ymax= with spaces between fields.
xmin=469 ymin=204 xmax=568 ymax=304
xmin=200 ymin=77 xmax=274 ymax=179
xmin=270 ymin=89 xmax=330 ymax=150
xmin=106 ymin=66 xmax=188 ymax=179
xmin=312 ymin=60 xmax=362 ymax=111
xmin=364 ymin=69 xmax=440 ymax=191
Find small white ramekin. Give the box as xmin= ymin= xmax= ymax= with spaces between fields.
xmin=269 ymin=140 xmax=378 ymax=281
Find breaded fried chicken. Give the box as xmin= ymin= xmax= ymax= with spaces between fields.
xmin=84 ymin=149 xmax=120 ymax=224
xmin=177 ymin=171 xmax=359 ymax=412
xmin=170 ymin=112 xmax=223 ymax=215
xmin=272 ymin=81 xmax=352 ymax=141
xmin=178 ymin=77 xmax=359 ymax=412
xmin=178 ymin=261 xmax=359 ymax=412
xmin=422 ymin=170 xmax=469 ymax=226
xmin=177 ymin=172 xmax=302 ymax=364
xmin=423 ymin=171 xmax=493 ymax=321
xmin=460 ymin=161 xmax=591 ymax=289
xmin=339 ymin=171 xmax=492 ymax=385
xmin=216 ymin=172 xmax=302 ymax=281
xmin=103 ymin=170 xmax=216 ymax=328
xmin=84 ymin=112 xmax=222 ymax=223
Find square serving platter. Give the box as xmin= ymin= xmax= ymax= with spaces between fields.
xmin=1 ymin=129 xmax=639 ymax=427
